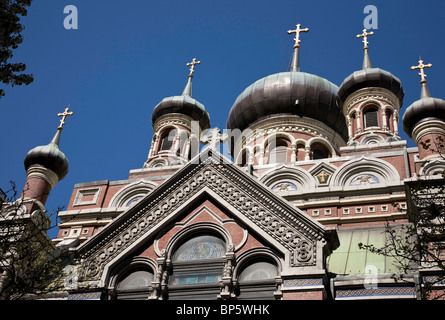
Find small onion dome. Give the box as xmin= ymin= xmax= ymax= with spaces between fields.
xmin=151 ymin=95 xmax=210 ymax=130
xmin=402 ymin=97 xmax=445 ymax=138
xmin=337 ymin=68 xmax=405 ymax=109
xmin=403 ymin=59 xmax=445 ymax=138
xmin=24 ymin=130 xmax=69 ymax=181
xmin=226 ymin=71 xmax=348 ymax=140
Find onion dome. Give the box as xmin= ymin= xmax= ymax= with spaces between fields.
xmin=226 ymin=24 xmax=348 ymax=140
xmin=337 ymin=29 xmax=404 ymax=109
xmin=226 ymin=72 xmax=347 ymax=139
xmin=151 ymin=58 xmax=210 ymax=130
xmin=24 ymin=123 xmax=69 ymax=181
xmin=402 ymin=59 xmax=445 ymax=138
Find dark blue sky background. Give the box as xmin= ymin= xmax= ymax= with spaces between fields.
xmin=1 ymin=0 xmax=444 ymax=238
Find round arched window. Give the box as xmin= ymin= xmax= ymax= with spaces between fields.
xmin=172 ymin=234 xmax=226 ymax=262
xmin=168 ymin=233 xmax=227 ymax=299
xmin=236 ymin=259 xmax=279 ymax=300
xmin=239 ymin=260 xmax=278 ymax=281
xmin=117 ymin=269 xmax=154 ymax=290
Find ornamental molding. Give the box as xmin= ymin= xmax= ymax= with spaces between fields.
xmin=153 ymin=114 xmax=193 ymax=133
xmin=232 ymin=115 xmax=346 ymax=159
xmin=412 ymin=119 xmax=445 ymax=144
xmin=75 ymin=150 xmax=336 ymax=284
xmin=343 ymin=88 xmax=400 ymax=115
xmin=26 ymin=166 xmax=59 ymax=189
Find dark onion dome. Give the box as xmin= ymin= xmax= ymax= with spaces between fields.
xmin=337 ymin=67 xmax=405 ymax=109
xmin=151 ymin=95 xmax=210 ymax=130
xmin=151 ymin=58 xmax=210 ymax=131
xmin=24 ymin=130 xmax=69 ymax=181
xmin=402 ymin=83 xmax=445 ymax=138
xmin=226 ymin=71 xmax=348 ymax=140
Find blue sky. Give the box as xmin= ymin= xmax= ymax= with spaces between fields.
xmin=1 ymin=0 xmax=444 ymax=238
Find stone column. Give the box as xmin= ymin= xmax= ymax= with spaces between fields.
xmin=356 ymin=110 xmax=362 ymax=133
xmin=291 ymin=143 xmax=297 ymax=162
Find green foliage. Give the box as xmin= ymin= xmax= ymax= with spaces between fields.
xmin=359 ymin=135 xmax=445 ymax=299
xmin=0 ymin=0 xmax=34 ymax=98
xmin=0 ymin=181 xmax=73 ymax=300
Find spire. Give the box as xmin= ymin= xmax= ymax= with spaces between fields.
xmin=182 ymin=58 xmax=201 ymax=96
xmin=411 ymin=58 xmax=432 ymax=98
xmin=287 ymin=24 xmax=309 ymax=72
xmin=356 ymin=28 xmax=374 ymax=69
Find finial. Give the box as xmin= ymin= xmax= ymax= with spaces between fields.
xmin=57 ymin=106 xmax=74 ymax=130
xmin=287 ymin=24 xmax=309 ymax=72
xmin=51 ymin=106 xmax=74 ymax=146
xmin=356 ymin=28 xmax=374 ymax=49
xmin=182 ymin=58 xmax=201 ymax=96
xmin=187 ymin=58 xmax=201 ymax=77
xmin=356 ymin=28 xmax=374 ymax=69
xmin=411 ymin=58 xmax=432 ymax=98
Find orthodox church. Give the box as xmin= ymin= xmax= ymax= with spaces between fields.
xmin=17 ymin=24 xmax=445 ymax=300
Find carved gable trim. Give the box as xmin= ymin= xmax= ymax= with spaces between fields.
xmin=76 ymin=151 xmax=337 ymax=284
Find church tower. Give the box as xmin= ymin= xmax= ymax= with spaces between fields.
xmin=21 ymin=108 xmax=72 ymax=214
xmin=337 ymin=29 xmax=405 ymax=146
xmin=402 ymin=58 xmax=445 ymax=162
xmin=144 ymin=59 xmax=210 ymax=168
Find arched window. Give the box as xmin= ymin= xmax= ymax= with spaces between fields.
xmin=310 ymin=142 xmax=330 ymax=160
xmin=268 ymin=139 xmax=289 ymax=164
xmin=168 ymin=233 xmax=226 ymax=300
xmin=125 ymin=195 xmax=143 ymax=207
xmin=364 ymin=107 xmax=379 ymax=128
xmin=239 ymin=261 xmax=278 ymax=281
xmin=237 ymin=258 xmax=279 ymax=300
xmin=239 ymin=148 xmax=250 ymax=167
xmin=116 ymin=268 xmax=154 ymax=300
xmin=159 ymin=128 xmax=177 ymax=151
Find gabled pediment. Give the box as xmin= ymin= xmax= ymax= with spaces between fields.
xmin=75 ymin=149 xmax=338 ymax=285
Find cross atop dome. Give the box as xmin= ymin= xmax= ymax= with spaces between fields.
xmin=356 ymin=28 xmax=374 ymax=70
xmin=356 ymin=28 xmax=374 ymax=50
xmin=287 ymin=23 xmax=309 ymax=72
xmin=57 ymin=106 xmax=74 ymax=130
xmin=182 ymin=58 xmax=201 ymax=97
xmin=411 ymin=58 xmax=432 ymax=84
xmin=186 ymin=58 xmax=201 ymax=77
xmin=411 ymin=58 xmax=433 ymax=98
xmin=287 ymin=24 xmax=309 ymax=49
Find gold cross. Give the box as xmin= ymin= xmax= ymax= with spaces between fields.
xmin=317 ymin=171 xmax=329 ymax=183
xmin=411 ymin=58 xmax=432 ymax=83
xmin=287 ymin=24 xmax=309 ymax=48
xmin=57 ymin=106 xmax=74 ymax=130
xmin=186 ymin=58 xmax=201 ymax=77
xmin=356 ymin=28 xmax=374 ymax=49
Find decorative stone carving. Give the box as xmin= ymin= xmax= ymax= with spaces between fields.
xmin=77 ymin=153 xmax=332 ymax=286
